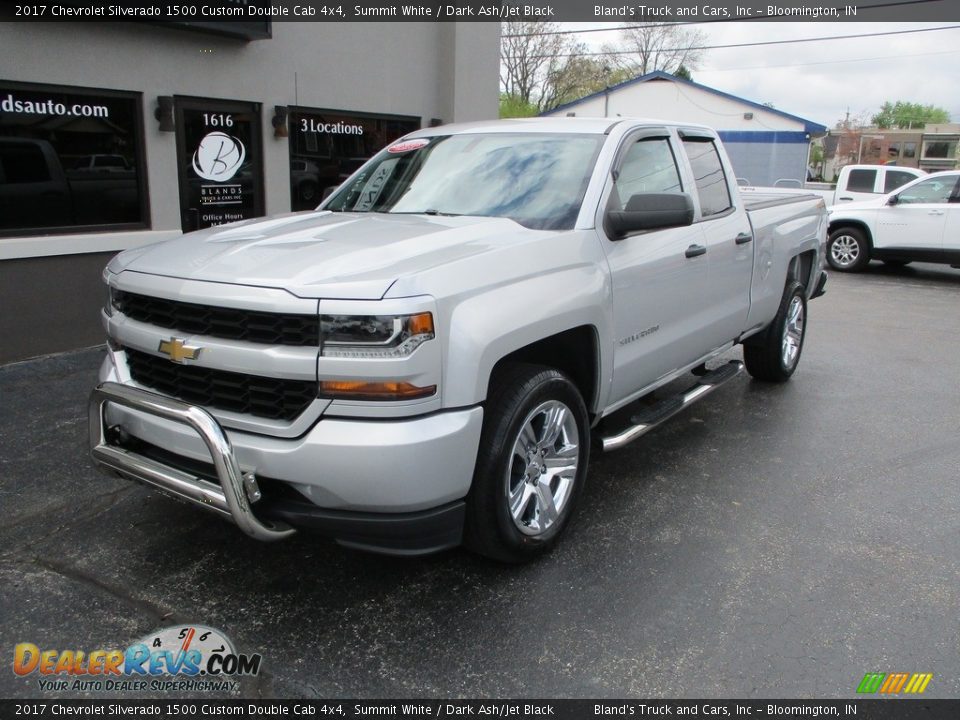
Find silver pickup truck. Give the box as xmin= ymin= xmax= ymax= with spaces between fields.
xmin=90 ymin=118 xmax=827 ymax=562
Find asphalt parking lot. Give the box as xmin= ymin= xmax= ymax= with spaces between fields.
xmin=2 ymin=262 xmax=958 ymax=700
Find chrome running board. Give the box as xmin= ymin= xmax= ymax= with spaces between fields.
xmin=600 ymin=361 xmax=744 ymax=452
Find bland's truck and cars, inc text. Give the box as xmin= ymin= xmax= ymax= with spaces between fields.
xmin=89 ymin=118 xmax=827 ymax=563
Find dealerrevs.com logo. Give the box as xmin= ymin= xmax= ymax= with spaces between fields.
xmin=13 ymin=626 xmax=261 ymax=693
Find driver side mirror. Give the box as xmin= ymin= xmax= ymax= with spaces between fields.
xmin=605 ymin=192 xmax=695 ymax=239
xmin=887 ymin=194 xmax=899 ymax=206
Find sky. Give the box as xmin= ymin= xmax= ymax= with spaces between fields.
xmin=564 ymin=21 xmax=960 ymax=128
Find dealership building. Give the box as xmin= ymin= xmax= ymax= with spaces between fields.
xmin=0 ymin=19 xmax=499 ymax=363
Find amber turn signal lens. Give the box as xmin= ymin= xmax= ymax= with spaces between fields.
xmin=319 ymin=380 xmax=437 ymax=401
xmin=407 ymin=312 xmax=434 ymax=336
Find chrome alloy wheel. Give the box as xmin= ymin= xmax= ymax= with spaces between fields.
xmin=506 ymin=400 xmax=580 ymax=536
xmin=782 ymin=295 xmax=805 ymax=370
xmin=830 ymin=234 xmax=860 ymax=267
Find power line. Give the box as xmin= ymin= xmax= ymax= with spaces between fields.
xmin=501 ymin=0 xmax=952 ymax=37
xmin=502 ymin=24 xmax=960 ymax=60
xmin=698 ymin=48 xmax=960 ymax=72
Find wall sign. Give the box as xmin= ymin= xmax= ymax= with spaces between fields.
xmin=288 ymin=108 xmax=419 ymax=211
xmin=175 ymin=97 xmax=264 ymax=232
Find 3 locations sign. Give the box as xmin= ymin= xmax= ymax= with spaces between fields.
xmin=175 ymin=97 xmax=264 ymax=231
xmin=288 ymin=108 xmax=418 ymax=211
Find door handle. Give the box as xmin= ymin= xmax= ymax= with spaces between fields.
xmin=685 ymin=244 xmax=707 ymax=258
xmin=735 ymin=232 xmax=753 ymax=245
xmin=928 ymin=210 xmax=945 ymax=215
xmin=838 ymin=197 xmax=853 ymax=201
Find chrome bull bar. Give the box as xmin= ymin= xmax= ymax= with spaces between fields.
xmin=89 ymin=381 xmax=294 ymax=541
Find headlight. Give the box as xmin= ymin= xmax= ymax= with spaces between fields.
xmin=104 ymin=283 xmax=116 ymax=317
xmin=321 ymin=312 xmax=434 ymax=358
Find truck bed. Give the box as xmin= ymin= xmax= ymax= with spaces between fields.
xmin=742 ymin=191 xmax=827 ymax=211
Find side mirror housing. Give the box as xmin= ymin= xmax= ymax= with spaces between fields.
xmin=605 ymin=192 xmax=695 ymax=239
xmin=887 ymin=194 xmax=899 ymax=206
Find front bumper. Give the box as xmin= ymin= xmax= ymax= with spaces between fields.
xmin=90 ymin=370 xmax=484 ymax=553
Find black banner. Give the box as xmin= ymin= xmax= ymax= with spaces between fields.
xmin=1 ymin=700 xmax=959 ymax=719
xmin=2 ymin=0 xmax=960 ymax=23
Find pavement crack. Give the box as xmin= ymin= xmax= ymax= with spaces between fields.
xmin=30 ymin=556 xmax=187 ymax=625
xmin=0 ymin=486 xmax=134 ymax=555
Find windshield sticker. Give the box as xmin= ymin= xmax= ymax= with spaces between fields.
xmin=387 ymin=138 xmax=430 ymax=154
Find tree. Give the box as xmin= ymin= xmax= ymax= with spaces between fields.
xmin=872 ymin=101 xmax=950 ymax=129
xmin=674 ymin=65 xmax=693 ymax=82
xmin=602 ymin=22 xmax=708 ymax=78
xmin=499 ymin=93 xmax=539 ymax=119
xmin=500 ymin=22 xmax=611 ymax=114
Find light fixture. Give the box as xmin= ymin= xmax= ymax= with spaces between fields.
xmin=743 ymin=112 xmax=754 ymax=120
xmin=272 ymin=106 xmax=288 ymax=138
xmin=154 ymin=96 xmax=174 ymax=132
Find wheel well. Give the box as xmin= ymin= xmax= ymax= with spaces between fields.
xmin=490 ymin=326 xmax=599 ymax=414
xmin=827 ymin=220 xmax=874 ymax=250
xmin=788 ymin=250 xmax=817 ymax=293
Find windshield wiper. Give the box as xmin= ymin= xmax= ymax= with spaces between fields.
xmin=422 ymin=209 xmax=463 ymax=217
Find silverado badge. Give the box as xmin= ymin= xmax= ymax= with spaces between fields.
xmin=158 ymin=338 xmax=201 ymax=364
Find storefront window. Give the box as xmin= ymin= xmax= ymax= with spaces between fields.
xmin=0 ymin=81 xmax=147 ymax=236
xmin=921 ymin=140 xmax=958 ymax=159
xmin=288 ymin=108 xmax=419 ymax=211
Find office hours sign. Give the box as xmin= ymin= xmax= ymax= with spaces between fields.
xmin=175 ymin=98 xmax=264 ymax=231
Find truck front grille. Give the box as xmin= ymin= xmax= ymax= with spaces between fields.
xmin=125 ymin=348 xmax=316 ymax=421
xmin=114 ymin=291 xmax=319 ymax=346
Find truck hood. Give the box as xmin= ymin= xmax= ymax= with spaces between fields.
xmin=110 ymin=211 xmax=541 ymax=299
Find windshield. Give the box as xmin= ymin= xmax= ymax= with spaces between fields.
xmin=323 ymin=133 xmax=605 ymax=230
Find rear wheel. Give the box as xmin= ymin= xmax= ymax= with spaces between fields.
xmin=744 ymin=281 xmax=807 ymax=383
xmin=827 ymin=227 xmax=870 ymax=272
xmin=464 ymin=364 xmax=589 ymax=563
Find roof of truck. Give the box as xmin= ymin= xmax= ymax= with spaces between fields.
xmin=408 ymin=117 xmax=715 ymax=137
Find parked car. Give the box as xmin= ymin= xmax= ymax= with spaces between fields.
xmin=826 ymin=171 xmax=960 ymax=271
xmin=741 ymin=164 xmax=925 ymax=206
xmin=90 ymin=118 xmax=827 ymax=562
xmin=0 ymin=138 xmax=139 ymax=230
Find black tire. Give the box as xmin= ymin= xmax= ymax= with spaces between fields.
xmin=743 ymin=281 xmax=807 ymax=383
xmin=827 ymin=226 xmax=871 ymax=272
xmin=464 ymin=363 xmax=590 ymax=563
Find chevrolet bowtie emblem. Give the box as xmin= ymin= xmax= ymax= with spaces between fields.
xmin=158 ymin=338 xmax=201 ymax=363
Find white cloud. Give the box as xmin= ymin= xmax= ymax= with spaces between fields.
xmin=569 ymin=21 xmax=960 ymax=127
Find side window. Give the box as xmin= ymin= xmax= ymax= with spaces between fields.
xmin=896 ymin=177 xmax=958 ymax=205
xmin=613 ymin=137 xmax=682 ymax=210
xmin=884 ymin=170 xmax=919 ymax=194
xmin=846 ymin=169 xmax=877 ymax=193
xmin=681 ymin=138 xmax=731 ymax=217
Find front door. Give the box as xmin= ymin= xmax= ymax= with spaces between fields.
xmin=600 ymin=130 xmax=710 ymax=407
xmin=873 ymin=175 xmax=959 ymax=253
xmin=174 ymin=97 xmax=264 ymax=232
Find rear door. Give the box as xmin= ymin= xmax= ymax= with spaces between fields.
xmin=836 ymin=167 xmax=879 ymax=203
xmin=678 ymin=131 xmax=754 ymax=350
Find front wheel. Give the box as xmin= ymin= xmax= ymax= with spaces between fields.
xmin=464 ymin=364 xmax=589 ymax=563
xmin=743 ymin=281 xmax=807 ymax=383
xmin=827 ymin=227 xmax=870 ymax=272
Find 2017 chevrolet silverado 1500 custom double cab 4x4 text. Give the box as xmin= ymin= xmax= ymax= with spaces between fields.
xmin=90 ymin=118 xmax=827 ymax=562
